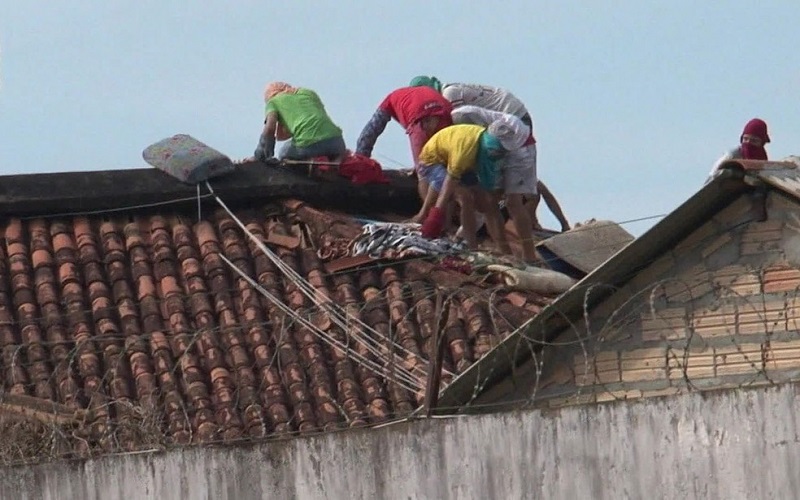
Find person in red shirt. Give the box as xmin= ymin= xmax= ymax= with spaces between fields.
xmin=356 ymin=84 xmax=454 ymax=201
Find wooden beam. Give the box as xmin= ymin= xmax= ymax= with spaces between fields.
xmin=424 ymin=292 xmax=449 ymax=417
xmin=0 ymin=394 xmax=85 ymax=426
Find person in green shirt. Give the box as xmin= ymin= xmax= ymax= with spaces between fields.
xmin=254 ymin=81 xmax=346 ymax=162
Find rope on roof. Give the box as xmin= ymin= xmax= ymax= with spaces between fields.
xmin=217 ymin=252 xmax=424 ymax=392
xmin=205 ymin=181 xmax=439 ymax=388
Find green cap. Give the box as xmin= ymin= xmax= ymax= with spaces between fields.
xmin=409 ymin=76 xmax=443 ymax=92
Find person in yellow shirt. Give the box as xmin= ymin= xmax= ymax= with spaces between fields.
xmin=417 ymin=117 xmax=528 ymax=250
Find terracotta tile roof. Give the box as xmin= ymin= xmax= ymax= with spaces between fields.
xmin=0 ymin=198 xmax=549 ymax=458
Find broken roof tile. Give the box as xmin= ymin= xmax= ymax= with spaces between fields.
xmin=0 ymin=200 xmax=549 ymax=460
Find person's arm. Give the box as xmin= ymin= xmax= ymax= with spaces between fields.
xmin=418 ymin=135 xmax=454 ymax=238
xmin=451 ymin=105 xmax=504 ymax=127
xmin=413 ymin=136 xmax=445 ymax=223
xmin=421 ymin=173 xmax=457 ymax=239
xmin=435 ymin=174 xmax=457 ymax=209
xmin=254 ymin=112 xmax=278 ymax=161
xmin=421 ymin=135 xmax=470 ymax=238
xmin=356 ymin=109 xmax=392 ymax=157
xmin=538 ymin=181 xmax=570 ymax=231
xmin=275 ymin=121 xmax=292 ymax=141
xmin=706 ymin=149 xmax=737 ymax=183
xmin=441 ymin=84 xmax=467 ymax=108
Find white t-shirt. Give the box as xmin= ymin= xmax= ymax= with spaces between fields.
xmin=451 ymin=104 xmax=536 ymax=142
xmin=706 ymin=146 xmax=742 ymax=183
xmin=451 ymin=105 xmax=536 ymax=176
xmin=451 ymin=104 xmax=505 ymax=127
xmin=442 ymin=83 xmax=529 ymax=119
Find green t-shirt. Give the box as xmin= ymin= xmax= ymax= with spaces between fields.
xmin=265 ymin=88 xmax=342 ymax=147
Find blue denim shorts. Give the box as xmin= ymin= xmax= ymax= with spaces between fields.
xmin=278 ymin=135 xmax=347 ymax=161
xmin=419 ymin=164 xmax=478 ymax=191
xmin=419 ymin=164 xmax=447 ymax=191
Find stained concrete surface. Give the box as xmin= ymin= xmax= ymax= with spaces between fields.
xmin=1 ymin=384 xmax=798 ymax=499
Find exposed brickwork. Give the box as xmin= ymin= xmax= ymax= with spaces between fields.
xmin=640 ymin=308 xmax=687 ymax=341
xmin=668 ymin=348 xmax=715 ymax=380
xmin=763 ymin=263 xmax=800 ymax=294
xmin=536 ymin=190 xmax=800 ymax=408
xmin=766 ymin=339 xmax=800 ymax=371
xmin=619 ymin=348 xmax=667 ymax=382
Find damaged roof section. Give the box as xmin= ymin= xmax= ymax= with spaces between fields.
xmin=0 ymin=197 xmax=555 ymax=460
xmin=537 ymin=220 xmax=634 ymax=276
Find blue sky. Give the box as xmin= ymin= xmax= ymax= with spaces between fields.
xmin=1 ymin=2 xmax=798 ymax=234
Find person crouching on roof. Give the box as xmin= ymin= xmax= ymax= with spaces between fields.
xmin=254 ymin=82 xmax=347 ymax=162
xmin=417 ymin=118 xmax=529 ymax=250
xmin=355 ymin=83 xmax=453 ymax=203
xmin=451 ymin=105 xmax=543 ymax=263
xmin=410 ymin=76 xmax=571 ymax=234
xmin=707 ymin=118 xmax=770 ymax=182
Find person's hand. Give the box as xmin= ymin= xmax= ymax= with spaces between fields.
xmin=407 ymin=212 xmax=425 ymax=224
xmin=421 ymin=207 xmax=445 ymax=239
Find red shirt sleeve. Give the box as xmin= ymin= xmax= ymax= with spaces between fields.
xmin=378 ymin=92 xmax=399 ymax=121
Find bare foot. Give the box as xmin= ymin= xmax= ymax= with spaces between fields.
xmin=408 ymin=213 xmax=425 ymax=224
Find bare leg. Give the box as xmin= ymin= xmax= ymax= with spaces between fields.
xmin=476 ymin=191 xmax=511 ymax=254
xmin=410 ymin=179 xmax=438 ymax=223
xmin=456 ymin=187 xmax=479 ymax=249
xmin=444 ymin=199 xmax=457 ymax=235
xmin=527 ymin=193 xmax=544 ymax=231
xmin=506 ymin=193 xmax=539 ymax=263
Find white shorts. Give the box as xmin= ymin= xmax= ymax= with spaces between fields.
xmin=498 ymin=143 xmax=537 ymax=195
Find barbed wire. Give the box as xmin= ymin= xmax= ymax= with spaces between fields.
xmin=463 ymin=255 xmax=799 ymax=413
xmin=0 ymin=181 xmax=782 ymax=467
xmin=0 ymin=269 xmax=795 ymax=467
xmin=435 ymin=213 xmax=754 ymax=405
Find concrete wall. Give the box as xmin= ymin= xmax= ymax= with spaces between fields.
xmin=2 ymin=383 xmax=800 ymax=500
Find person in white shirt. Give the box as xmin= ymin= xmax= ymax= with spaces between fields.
xmin=707 ymin=118 xmax=771 ymax=182
xmin=409 ymin=77 xmax=532 ymax=128
xmin=443 ymin=83 xmax=528 ymax=120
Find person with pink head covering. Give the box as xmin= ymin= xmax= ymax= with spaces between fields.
xmin=254 ymin=81 xmax=346 ymax=162
xmin=707 ymin=118 xmax=771 ymax=182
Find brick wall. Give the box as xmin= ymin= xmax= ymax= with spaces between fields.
xmin=530 ymin=190 xmax=800 ymax=408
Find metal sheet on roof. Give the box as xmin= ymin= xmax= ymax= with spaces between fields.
xmin=536 ymin=220 xmax=635 ymax=274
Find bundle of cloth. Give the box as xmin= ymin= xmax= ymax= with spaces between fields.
xmin=350 ymin=222 xmax=467 ymax=259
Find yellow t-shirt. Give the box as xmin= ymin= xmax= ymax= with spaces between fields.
xmin=418 ymin=124 xmax=484 ymax=179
